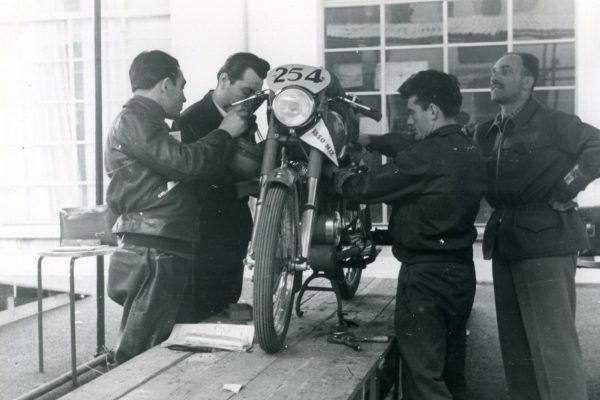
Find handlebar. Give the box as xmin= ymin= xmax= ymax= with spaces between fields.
xmin=334 ymin=95 xmax=382 ymax=122
xmin=228 ymin=90 xmax=269 ymax=111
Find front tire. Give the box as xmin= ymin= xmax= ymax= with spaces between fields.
xmin=253 ymin=185 xmax=298 ymax=353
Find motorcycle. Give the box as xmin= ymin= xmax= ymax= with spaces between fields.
xmin=232 ymin=64 xmax=382 ymax=353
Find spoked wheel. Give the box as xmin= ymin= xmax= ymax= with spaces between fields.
xmin=253 ymin=185 xmax=298 ymax=353
xmin=337 ymin=206 xmax=371 ymax=300
xmin=338 ymin=267 xmax=362 ymax=300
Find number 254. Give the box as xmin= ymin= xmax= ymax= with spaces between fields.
xmin=273 ymin=67 xmax=323 ymax=83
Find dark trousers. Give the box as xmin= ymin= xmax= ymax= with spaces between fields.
xmin=192 ymin=241 xmax=247 ymax=321
xmin=107 ymin=243 xmax=194 ymax=364
xmin=395 ymin=261 xmax=476 ymax=400
xmin=493 ymin=254 xmax=587 ymax=400
xmin=192 ymin=200 xmax=252 ymax=322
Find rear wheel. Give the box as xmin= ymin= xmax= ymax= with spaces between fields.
xmin=338 ymin=267 xmax=362 ymax=300
xmin=253 ymin=185 xmax=298 ymax=353
xmin=337 ymin=206 xmax=371 ymax=299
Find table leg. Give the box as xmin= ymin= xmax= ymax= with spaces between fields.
xmin=70 ymin=257 xmax=78 ymax=386
xmin=37 ymin=256 xmax=44 ymax=373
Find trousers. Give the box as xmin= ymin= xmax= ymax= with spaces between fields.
xmin=107 ymin=243 xmax=194 ymax=364
xmin=395 ymin=260 xmax=476 ymax=400
xmin=493 ymin=254 xmax=587 ymax=400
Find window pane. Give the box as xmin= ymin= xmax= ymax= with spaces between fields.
xmin=514 ymin=0 xmax=574 ymax=40
xmin=63 ymin=0 xmax=80 ymax=12
xmin=386 ymin=48 xmax=443 ymax=93
xmin=385 ymin=2 xmax=442 ymax=45
xmin=353 ymin=94 xmax=385 ymax=134
xmin=74 ymin=61 xmax=84 ymax=99
xmin=0 ymin=186 xmax=28 ymax=224
xmin=534 ymin=89 xmax=575 ymax=114
xmin=514 ymin=42 xmax=574 ymax=87
xmin=448 ymin=45 xmax=507 ymax=88
xmin=325 ymin=6 xmax=380 ymax=49
xmin=386 ymin=94 xmax=410 ymax=133
xmin=461 ymin=91 xmax=498 ymax=127
xmin=325 ymin=50 xmax=380 ymax=92
xmin=448 ymin=0 xmax=507 ymax=43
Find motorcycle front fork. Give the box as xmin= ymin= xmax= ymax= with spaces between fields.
xmin=244 ymin=142 xmax=323 ymax=273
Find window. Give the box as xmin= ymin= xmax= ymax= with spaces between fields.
xmin=324 ymin=0 xmax=576 ymax=225
xmin=0 ymin=0 xmax=170 ymax=235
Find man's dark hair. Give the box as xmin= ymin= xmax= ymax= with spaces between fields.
xmin=217 ymin=52 xmax=270 ymax=83
xmin=398 ymin=70 xmax=462 ymax=117
xmin=509 ymin=52 xmax=540 ymax=87
xmin=129 ymin=50 xmax=180 ymax=92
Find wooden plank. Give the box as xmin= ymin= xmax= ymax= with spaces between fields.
xmin=59 ymin=345 xmax=198 ymax=399
xmin=119 ymin=278 xmax=395 ymax=400
xmin=228 ymin=279 xmax=397 ymax=400
xmin=62 ymin=276 xmax=394 ymax=400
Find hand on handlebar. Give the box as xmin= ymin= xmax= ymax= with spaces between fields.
xmin=219 ymin=106 xmax=249 ymax=139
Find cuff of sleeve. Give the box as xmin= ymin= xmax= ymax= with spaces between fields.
xmin=333 ymin=170 xmax=357 ymax=194
xmin=550 ymin=164 xmax=591 ymax=202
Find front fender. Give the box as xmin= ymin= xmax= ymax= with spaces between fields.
xmin=264 ymin=167 xmax=298 ymax=190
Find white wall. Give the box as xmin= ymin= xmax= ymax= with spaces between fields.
xmin=170 ymin=0 xmax=248 ymax=103
xmin=576 ymin=0 xmax=600 ymax=127
xmin=575 ymin=0 xmax=600 ymax=206
xmin=170 ymin=0 xmax=324 ymax=104
xmin=246 ymin=0 xmax=323 ymax=68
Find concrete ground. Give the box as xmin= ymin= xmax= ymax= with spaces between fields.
xmin=1 ymin=243 xmax=599 ymax=399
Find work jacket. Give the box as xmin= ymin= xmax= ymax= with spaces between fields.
xmin=105 ymin=95 xmax=235 ymax=244
xmin=474 ymin=97 xmax=600 ymax=260
xmin=336 ymin=125 xmax=487 ymax=264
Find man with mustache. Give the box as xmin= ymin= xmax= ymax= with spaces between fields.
xmin=475 ymin=52 xmax=600 ymax=400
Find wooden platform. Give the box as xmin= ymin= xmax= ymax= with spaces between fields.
xmin=60 ymin=277 xmax=397 ymax=400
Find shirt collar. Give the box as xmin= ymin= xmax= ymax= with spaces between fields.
xmin=211 ymin=93 xmax=228 ymax=117
xmin=493 ymin=100 xmax=527 ymax=128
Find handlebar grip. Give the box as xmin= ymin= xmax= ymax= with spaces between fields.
xmin=355 ymin=106 xmax=382 ymax=122
xmin=338 ymin=95 xmax=382 ymax=122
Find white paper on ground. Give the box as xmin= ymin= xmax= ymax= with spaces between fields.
xmin=162 ymin=323 xmax=254 ymax=352
xmin=223 ymin=383 xmax=244 ymax=393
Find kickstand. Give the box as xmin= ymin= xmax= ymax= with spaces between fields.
xmin=295 ymin=270 xmax=359 ymax=329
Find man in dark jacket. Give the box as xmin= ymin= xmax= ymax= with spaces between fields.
xmin=176 ymin=53 xmax=270 ymax=321
xmin=474 ymin=52 xmax=600 ymax=400
xmin=105 ymin=50 xmax=249 ymax=363
xmin=333 ymin=70 xmax=486 ymax=400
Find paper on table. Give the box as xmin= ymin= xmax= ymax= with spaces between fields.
xmin=162 ymin=323 xmax=254 ymax=352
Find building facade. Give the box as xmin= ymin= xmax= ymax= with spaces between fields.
xmin=0 ymin=0 xmax=598 ymax=240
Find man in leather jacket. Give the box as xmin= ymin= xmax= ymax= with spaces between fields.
xmin=474 ymin=52 xmax=600 ymax=400
xmin=333 ymin=70 xmax=487 ymax=400
xmin=105 ymin=50 xmax=249 ymax=363
xmin=176 ymin=53 xmax=270 ymax=321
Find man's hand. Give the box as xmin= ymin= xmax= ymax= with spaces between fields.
xmin=220 ymin=106 xmax=249 ymax=138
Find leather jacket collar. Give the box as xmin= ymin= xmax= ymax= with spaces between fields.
xmin=125 ymin=95 xmax=167 ymax=120
xmin=427 ymin=124 xmax=463 ymax=139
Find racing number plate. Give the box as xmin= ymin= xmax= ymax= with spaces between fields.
xmin=267 ymin=64 xmax=331 ymax=94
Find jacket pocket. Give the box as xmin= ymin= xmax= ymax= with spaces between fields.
xmin=516 ymin=211 xmax=559 ymax=233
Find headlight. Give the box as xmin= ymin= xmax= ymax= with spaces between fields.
xmin=272 ymin=88 xmax=315 ymax=127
